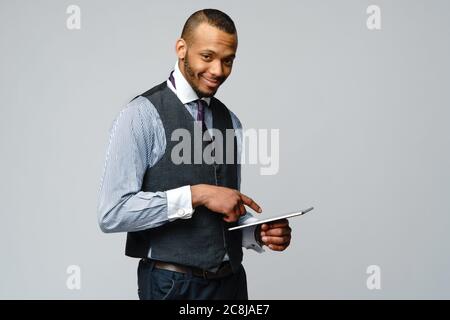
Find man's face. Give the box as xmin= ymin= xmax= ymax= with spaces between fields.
xmin=177 ymin=23 xmax=237 ymax=98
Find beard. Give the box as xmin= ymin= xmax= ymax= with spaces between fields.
xmin=183 ymin=53 xmax=221 ymax=98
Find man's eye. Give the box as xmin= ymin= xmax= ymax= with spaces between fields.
xmin=202 ymin=55 xmax=211 ymax=60
xmin=224 ymin=60 xmax=233 ymax=66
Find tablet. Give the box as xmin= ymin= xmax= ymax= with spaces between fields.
xmin=228 ymin=207 xmax=314 ymax=231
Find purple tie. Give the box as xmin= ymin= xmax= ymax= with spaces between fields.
xmin=196 ymin=99 xmax=207 ymax=122
xmin=169 ymin=71 xmax=207 ymax=128
xmin=169 ymin=70 xmax=176 ymax=89
xmin=169 ymin=70 xmax=206 ymax=122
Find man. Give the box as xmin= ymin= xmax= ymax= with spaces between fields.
xmin=97 ymin=9 xmax=292 ymax=300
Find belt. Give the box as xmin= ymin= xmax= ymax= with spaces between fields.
xmin=147 ymin=259 xmax=234 ymax=280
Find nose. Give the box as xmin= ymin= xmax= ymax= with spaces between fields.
xmin=208 ymin=60 xmax=224 ymax=79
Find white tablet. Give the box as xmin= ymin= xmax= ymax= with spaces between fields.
xmin=228 ymin=207 xmax=314 ymax=231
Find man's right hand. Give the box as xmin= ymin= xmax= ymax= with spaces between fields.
xmin=191 ymin=184 xmax=262 ymax=223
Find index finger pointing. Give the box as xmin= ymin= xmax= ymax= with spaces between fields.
xmin=239 ymin=193 xmax=262 ymax=213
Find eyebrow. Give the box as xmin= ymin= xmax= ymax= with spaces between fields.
xmin=200 ymin=49 xmax=236 ymax=59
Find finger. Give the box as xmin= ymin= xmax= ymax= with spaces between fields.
xmin=260 ymin=223 xmax=270 ymax=231
xmin=239 ymin=203 xmax=246 ymax=216
xmin=223 ymin=213 xmax=239 ymax=223
xmin=239 ymin=193 xmax=262 ymax=213
xmin=236 ymin=199 xmax=245 ymax=216
xmin=268 ymin=244 xmax=289 ymax=251
xmin=231 ymin=205 xmax=241 ymax=219
xmin=261 ymin=235 xmax=291 ymax=245
xmin=267 ymin=219 xmax=289 ymax=229
xmin=262 ymin=227 xmax=291 ymax=237
xmin=223 ymin=205 xmax=240 ymax=223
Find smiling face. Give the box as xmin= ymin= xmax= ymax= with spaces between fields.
xmin=176 ymin=22 xmax=238 ymax=98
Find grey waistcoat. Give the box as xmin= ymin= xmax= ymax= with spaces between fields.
xmin=125 ymin=81 xmax=243 ymax=273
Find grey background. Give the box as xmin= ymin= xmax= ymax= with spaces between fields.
xmin=1 ymin=0 xmax=449 ymax=299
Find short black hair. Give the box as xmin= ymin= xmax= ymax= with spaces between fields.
xmin=181 ymin=9 xmax=237 ymax=44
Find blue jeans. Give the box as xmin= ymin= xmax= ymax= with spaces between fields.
xmin=137 ymin=259 xmax=248 ymax=300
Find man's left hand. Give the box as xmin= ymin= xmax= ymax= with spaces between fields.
xmin=257 ymin=219 xmax=291 ymax=251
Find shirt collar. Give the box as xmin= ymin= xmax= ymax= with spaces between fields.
xmin=171 ymin=61 xmax=211 ymax=106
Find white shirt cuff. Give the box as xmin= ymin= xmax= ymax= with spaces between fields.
xmin=241 ymin=216 xmax=265 ymax=253
xmin=166 ymin=185 xmax=195 ymax=221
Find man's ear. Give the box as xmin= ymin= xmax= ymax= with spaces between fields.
xmin=175 ymin=38 xmax=187 ymax=60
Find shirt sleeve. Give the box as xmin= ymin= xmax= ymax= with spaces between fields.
xmin=97 ymin=97 xmax=192 ymax=233
xmin=166 ymin=185 xmax=195 ymax=221
xmin=239 ymin=213 xmax=265 ymax=253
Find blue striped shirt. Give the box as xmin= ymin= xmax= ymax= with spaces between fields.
xmin=97 ymin=62 xmax=263 ymax=256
